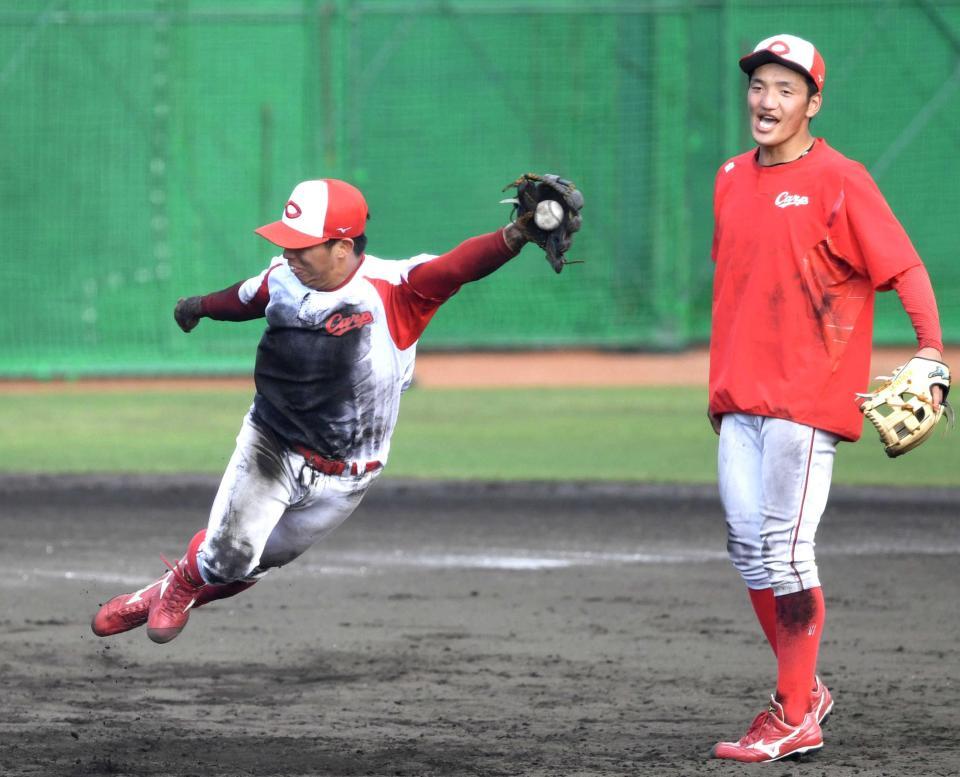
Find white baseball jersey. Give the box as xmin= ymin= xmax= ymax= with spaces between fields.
xmin=236 ymin=253 xmax=442 ymax=466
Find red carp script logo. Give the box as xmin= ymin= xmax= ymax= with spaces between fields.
xmin=323 ymin=310 xmax=374 ymax=336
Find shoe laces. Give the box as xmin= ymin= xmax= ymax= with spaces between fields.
xmin=122 ymin=592 xmax=152 ymax=612
xmin=157 ymin=555 xmax=202 ymax=612
xmin=116 ymin=602 xmax=149 ymax=625
xmin=738 ymin=708 xmax=774 ymax=746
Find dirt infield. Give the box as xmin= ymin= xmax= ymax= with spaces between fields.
xmin=2 ymin=476 xmax=958 ymax=776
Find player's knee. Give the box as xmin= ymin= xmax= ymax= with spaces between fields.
xmin=200 ymin=535 xmax=260 ymax=583
xmin=727 ymin=537 xmax=768 ymax=588
xmin=762 ymin=557 xmax=820 ymax=596
xmin=731 ymin=559 xmax=769 ymax=589
xmin=762 ymin=531 xmax=820 ymax=593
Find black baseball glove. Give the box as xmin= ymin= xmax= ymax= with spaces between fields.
xmin=174 ymin=296 xmax=204 ymax=333
xmin=502 ymin=173 xmax=584 ymax=273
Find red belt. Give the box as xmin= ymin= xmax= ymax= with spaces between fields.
xmin=294 ymin=445 xmax=381 ymax=477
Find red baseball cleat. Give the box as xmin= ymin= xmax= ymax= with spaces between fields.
xmin=811 ymin=675 xmax=834 ymax=726
xmin=713 ymin=697 xmax=823 ymax=763
xmin=146 ymin=530 xmax=207 ymax=644
xmin=91 ymin=574 xmax=256 ymax=637
xmin=91 ymin=573 xmax=169 ymax=637
xmin=92 ymin=529 xmax=258 ymax=640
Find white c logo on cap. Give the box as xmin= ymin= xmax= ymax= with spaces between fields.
xmin=768 ymin=40 xmax=791 ymax=55
xmin=285 ymin=201 xmax=302 ymax=219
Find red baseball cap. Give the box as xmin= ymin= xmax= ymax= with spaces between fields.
xmin=739 ymin=34 xmax=826 ymax=93
xmin=255 ymin=179 xmax=368 ymax=249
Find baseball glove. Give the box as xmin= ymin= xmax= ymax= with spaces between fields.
xmin=174 ymin=296 xmax=203 ymax=333
xmin=501 ymin=173 xmax=584 ymax=273
xmin=857 ymin=356 xmax=952 ymax=458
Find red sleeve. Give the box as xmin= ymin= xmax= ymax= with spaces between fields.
xmin=827 ymin=165 xmax=922 ymax=290
xmin=406 ymin=229 xmax=519 ymax=301
xmin=366 ymin=229 xmax=519 ymax=350
xmin=199 ymin=279 xmax=268 ymax=321
xmin=890 ymin=264 xmax=944 ymax=351
xmin=367 ymin=277 xmax=442 ymax=351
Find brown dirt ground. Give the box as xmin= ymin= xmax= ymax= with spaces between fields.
xmin=0 ymin=347 xmax=951 ymax=392
xmin=1 ymin=477 xmax=958 ymax=777
xmin=1 ymin=345 xmax=957 ymax=775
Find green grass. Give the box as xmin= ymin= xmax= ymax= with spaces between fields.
xmin=0 ymin=386 xmax=956 ymax=486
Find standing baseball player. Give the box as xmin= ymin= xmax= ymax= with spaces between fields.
xmin=708 ymin=35 xmax=949 ymax=761
xmin=91 ymin=175 xmax=582 ymax=643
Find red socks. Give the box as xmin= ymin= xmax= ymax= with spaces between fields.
xmin=747 ymin=586 xmax=826 ymax=725
xmin=748 ymin=587 xmax=778 ymax=655
xmin=774 ymin=587 xmax=825 ymax=725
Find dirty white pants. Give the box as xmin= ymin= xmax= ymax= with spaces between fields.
xmin=718 ymin=413 xmax=839 ymax=595
xmin=198 ymin=411 xmax=380 ymax=583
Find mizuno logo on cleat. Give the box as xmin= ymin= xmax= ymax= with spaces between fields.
xmin=753 ymin=729 xmax=805 ymax=759
xmin=126 ymin=578 xmax=163 ymax=604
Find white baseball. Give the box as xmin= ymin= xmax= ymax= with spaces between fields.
xmin=534 ymin=199 xmax=564 ymax=231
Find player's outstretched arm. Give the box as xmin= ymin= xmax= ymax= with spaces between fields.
xmin=174 ymin=296 xmax=204 ymax=333
xmin=406 ymin=228 xmax=523 ymax=301
xmin=502 ymin=222 xmax=528 ymax=253
xmin=173 ymin=279 xmax=268 ymax=333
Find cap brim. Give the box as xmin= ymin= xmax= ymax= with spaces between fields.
xmin=254 ymin=221 xmax=330 ymax=249
xmin=739 ymin=51 xmax=819 ymax=91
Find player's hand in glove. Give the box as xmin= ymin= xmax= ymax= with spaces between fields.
xmin=174 ymin=296 xmax=204 ymax=333
xmin=857 ymin=350 xmax=952 ymax=458
xmin=501 ymin=173 xmax=584 ymax=273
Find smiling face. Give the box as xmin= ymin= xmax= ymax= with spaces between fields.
xmin=747 ymin=62 xmax=822 ymax=165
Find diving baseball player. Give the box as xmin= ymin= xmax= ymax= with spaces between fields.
xmin=91 ymin=175 xmax=583 ymax=644
xmin=708 ymin=35 xmax=949 ymax=762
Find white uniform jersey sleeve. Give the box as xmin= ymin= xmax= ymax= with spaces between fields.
xmin=361 ymin=253 xmax=437 ymax=283
xmin=238 ymin=258 xmax=285 ymax=304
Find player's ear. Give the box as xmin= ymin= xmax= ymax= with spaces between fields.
xmin=334 ymin=238 xmax=355 ymax=258
xmin=806 ymin=91 xmax=822 ymax=120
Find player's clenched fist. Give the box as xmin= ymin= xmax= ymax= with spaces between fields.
xmin=174 ymin=296 xmax=203 ymax=332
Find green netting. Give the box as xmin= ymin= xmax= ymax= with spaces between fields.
xmin=1 ymin=0 xmax=958 ymax=377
